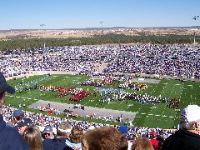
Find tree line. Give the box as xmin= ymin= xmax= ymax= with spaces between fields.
xmin=0 ymin=34 xmax=199 ymax=51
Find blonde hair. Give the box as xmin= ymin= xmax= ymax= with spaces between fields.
xmin=24 ymin=126 xmax=43 ymax=150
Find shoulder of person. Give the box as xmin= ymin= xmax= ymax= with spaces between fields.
xmin=0 ymin=126 xmax=29 ymax=150
xmin=65 ymin=140 xmax=82 ymax=149
xmin=43 ymin=138 xmax=73 ymax=150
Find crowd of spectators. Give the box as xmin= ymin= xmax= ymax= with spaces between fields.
xmin=2 ymin=103 xmax=200 ymax=150
xmin=2 ymin=105 xmax=174 ymax=150
xmin=0 ymin=44 xmax=200 ymax=79
xmin=104 ymin=44 xmax=200 ymax=79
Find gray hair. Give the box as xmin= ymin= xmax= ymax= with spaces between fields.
xmin=179 ymin=118 xmax=196 ymax=130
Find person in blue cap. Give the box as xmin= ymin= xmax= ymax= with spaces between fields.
xmin=42 ymin=125 xmax=55 ymax=140
xmin=43 ymin=124 xmax=73 ymax=150
xmin=16 ymin=118 xmax=33 ymax=135
xmin=0 ymin=72 xmax=29 ymax=150
xmin=13 ymin=109 xmax=25 ymax=126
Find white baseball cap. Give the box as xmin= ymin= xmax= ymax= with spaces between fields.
xmin=181 ymin=105 xmax=200 ymax=122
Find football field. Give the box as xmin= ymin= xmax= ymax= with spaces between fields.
xmin=6 ymin=74 xmax=200 ymax=128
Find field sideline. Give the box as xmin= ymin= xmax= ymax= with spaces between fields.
xmin=5 ymin=74 xmax=200 ymax=128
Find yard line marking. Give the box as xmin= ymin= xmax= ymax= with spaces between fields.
xmin=141 ymin=112 xmax=146 ymax=115
xmin=148 ymin=114 xmax=153 ymax=116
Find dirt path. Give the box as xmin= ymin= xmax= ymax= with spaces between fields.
xmin=29 ymin=100 xmax=136 ymax=122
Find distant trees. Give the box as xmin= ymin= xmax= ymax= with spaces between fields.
xmin=0 ymin=34 xmax=199 ymax=51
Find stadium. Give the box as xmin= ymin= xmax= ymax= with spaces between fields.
xmin=1 ymin=1 xmax=200 ymax=150
xmin=3 ymin=44 xmax=200 ymax=129
xmin=1 ymin=38 xmax=200 ymax=150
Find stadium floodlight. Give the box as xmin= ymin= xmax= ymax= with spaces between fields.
xmin=39 ymin=24 xmax=46 ymax=49
xmin=39 ymin=24 xmax=46 ymax=32
xmin=193 ymin=16 xmax=199 ymax=21
xmin=40 ymin=24 xmax=46 ymax=27
xmin=192 ymin=16 xmax=199 ymax=45
xmin=99 ymin=21 xmax=104 ymax=27
xmin=99 ymin=21 xmax=104 ymax=35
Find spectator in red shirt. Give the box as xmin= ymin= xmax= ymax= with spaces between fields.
xmin=149 ymin=132 xmax=159 ymax=150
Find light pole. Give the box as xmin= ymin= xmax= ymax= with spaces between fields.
xmin=99 ymin=21 xmax=104 ymax=35
xmin=40 ymin=24 xmax=46 ymax=28
xmin=192 ymin=16 xmax=199 ymax=45
xmin=39 ymin=24 xmax=47 ymax=49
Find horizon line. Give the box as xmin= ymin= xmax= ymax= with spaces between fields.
xmin=0 ymin=26 xmax=200 ymax=31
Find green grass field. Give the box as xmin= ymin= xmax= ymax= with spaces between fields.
xmin=5 ymin=74 xmax=200 ymax=128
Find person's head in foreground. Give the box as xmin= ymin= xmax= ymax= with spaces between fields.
xmin=0 ymin=72 xmax=15 ymax=107
xmin=42 ymin=125 xmax=55 ymax=139
xmin=132 ymin=137 xmax=153 ymax=150
xmin=12 ymin=109 xmax=24 ymax=125
xmin=162 ymin=105 xmax=200 ymax=150
xmin=24 ymin=126 xmax=43 ymax=150
xmin=17 ymin=118 xmax=33 ymax=135
xmin=57 ymin=121 xmax=72 ymax=139
xmin=65 ymin=125 xmax=83 ymax=149
xmin=69 ymin=125 xmax=83 ymax=143
xmin=179 ymin=105 xmax=200 ymax=134
xmin=82 ymin=127 xmax=128 ymax=150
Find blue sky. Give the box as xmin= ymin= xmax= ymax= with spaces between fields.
xmin=0 ymin=0 xmax=199 ymax=29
